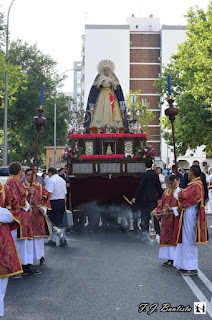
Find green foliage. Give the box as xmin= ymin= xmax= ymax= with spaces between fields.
xmin=125 ymin=90 xmax=155 ymax=133
xmin=0 ymin=11 xmax=6 ymax=49
xmin=0 ymin=12 xmax=26 ymax=109
xmin=156 ymin=2 xmax=212 ymax=155
xmin=4 ymin=39 xmax=72 ymax=164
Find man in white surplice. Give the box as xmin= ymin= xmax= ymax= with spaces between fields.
xmin=173 ymin=165 xmax=208 ymax=276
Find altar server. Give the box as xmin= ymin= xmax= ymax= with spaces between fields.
xmin=6 ymin=162 xmax=40 ymax=276
xmin=173 ymin=165 xmax=208 ymax=276
xmin=0 ymin=182 xmax=23 ymax=317
xmin=23 ymin=169 xmax=51 ymax=264
xmin=151 ymin=175 xmax=179 ymax=266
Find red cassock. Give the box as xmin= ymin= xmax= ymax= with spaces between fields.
xmin=23 ymin=181 xmax=51 ymax=238
xmin=152 ymin=188 xmax=179 ymax=246
xmin=6 ymin=176 xmax=33 ymax=240
xmin=174 ymin=177 xmax=208 ymax=245
xmin=0 ymin=183 xmax=23 ymax=278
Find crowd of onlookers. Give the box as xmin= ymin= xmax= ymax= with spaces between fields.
xmin=155 ymin=161 xmax=212 ymax=216
xmin=155 ymin=162 xmax=209 ymax=189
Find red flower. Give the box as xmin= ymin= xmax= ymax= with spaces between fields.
xmin=69 ymin=133 xmax=147 ymax=139
xmin=81 ymin=154 xmax=125 ymax=160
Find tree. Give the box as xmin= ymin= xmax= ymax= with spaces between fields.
xmin=0 ymin=11 xmax=6 ymax=48
xmin=156 ymin=2 xmax=212 ymax=155
xmin=125 ymin=90 xmax=155 ymax=133
xmin=7 ymin=40 xmax=71 ymax=164
xmin=0 ymin=11 xmax=28 ymax=157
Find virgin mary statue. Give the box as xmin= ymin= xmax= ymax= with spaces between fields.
xmin=84 ymin=60 xmax=128 ymax=133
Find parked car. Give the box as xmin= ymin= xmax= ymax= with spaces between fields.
xmin=0 ymin=166 xmax=9 ymax=176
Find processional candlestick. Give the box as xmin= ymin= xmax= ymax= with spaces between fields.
xmin=30 ymin=83 xmax=46 ymax=186
xmin=164 ymin=74 xmax=179 ymax=179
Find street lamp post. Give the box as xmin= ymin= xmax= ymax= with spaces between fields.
xmin=3 ymin=0 xmax=15 ymax=166
xmin=54 ymin=69 xmax=78 ymax=167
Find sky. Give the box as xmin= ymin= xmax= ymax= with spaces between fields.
xmin=0 ymin=0 xmax=210 ymax=92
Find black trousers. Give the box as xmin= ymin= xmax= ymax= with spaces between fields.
xmin=49 ymin=199 xmax=65 ymax=228
xmin=140 ymin=201 xmax=160 ymax=235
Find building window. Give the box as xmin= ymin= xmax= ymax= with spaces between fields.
xmin=136 ymin=25 xmax=138 ymax=28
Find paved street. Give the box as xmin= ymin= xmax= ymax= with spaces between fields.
xmin=4 ymin=215 xmax=212 ymax=320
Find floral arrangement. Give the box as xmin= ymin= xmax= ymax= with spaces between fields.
xmin=135 ymin=145 xmax=156 ymax=159
xmin=99 ymin=126 xmax=117 ymax=133
xmin=62 ymin=145 xmax=83 ymax=162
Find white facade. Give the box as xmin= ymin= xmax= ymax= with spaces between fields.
xmin=73 ymin=61 xmax=82 ymax=104
xmin=84 ymin=25 xmax=130 ymax=106
xmin=161 ymin=25 xmax=207 ymax=169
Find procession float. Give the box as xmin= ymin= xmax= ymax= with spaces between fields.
xmin=63 ymin=60 xmax=156 ymax=229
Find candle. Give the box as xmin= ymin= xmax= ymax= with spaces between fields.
xmin=167 ymin=74 xmax=172 ymax=97
xmin=131 ymin=95 xmax=136 ymax=106
xmin=80 ymin=96 xmax=83 ymax=109
xmin=89 ymin=103 xmax=94 ymax=110
xmin=40 ymin=83 xmax=45 ymax=108
xmin=119 ymin=101 xmax=125 ymax=111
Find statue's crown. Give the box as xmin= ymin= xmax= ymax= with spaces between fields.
xmin=97 ymin=59 xmax=115 ymax=74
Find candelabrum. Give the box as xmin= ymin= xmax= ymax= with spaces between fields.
xmin=69 ymin=102 xmax=94 ymax=134
xmin=125 ymin=97 xmax=146 ymax=133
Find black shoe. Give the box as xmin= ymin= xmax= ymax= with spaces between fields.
xmin=163 ymin=260 xmax=173 ymax=267
xmin=40 ymin=257 xmax=46 ymax=265
xmin=22 ymin=265 xmax=30 ymax=275
xmin=183 ymin=269 xmax=198 ymax=276
xmin=22 ymin=271 xmax=31 ymax=276
xmin=10 ymin=274 xmax=21 ymax=279
xmin=59 ymin=241 xmax=68 ymax=247
xmin=176 ymin=268 xmax=187 ymax=273
xmin=45 ymin=240 xmax=56 ymax=247
xmin=29 ymin=269 xmax=41 ymax=276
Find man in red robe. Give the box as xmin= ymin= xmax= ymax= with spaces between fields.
xmin=173 ymin=165 xmax=208 ymax=276
xmin=6 ymin=162 xmax=40 ymax=276
xmin=151 ymin=175 xmax=179 ymax=266
xmin=0 ymin=182 xmax=23 ymax=317
xmin=23 ymin=168 xmax=51 ymax=265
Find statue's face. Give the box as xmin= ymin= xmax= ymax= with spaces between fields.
xmin=104 ymin=68 xmax=110 ymax=76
